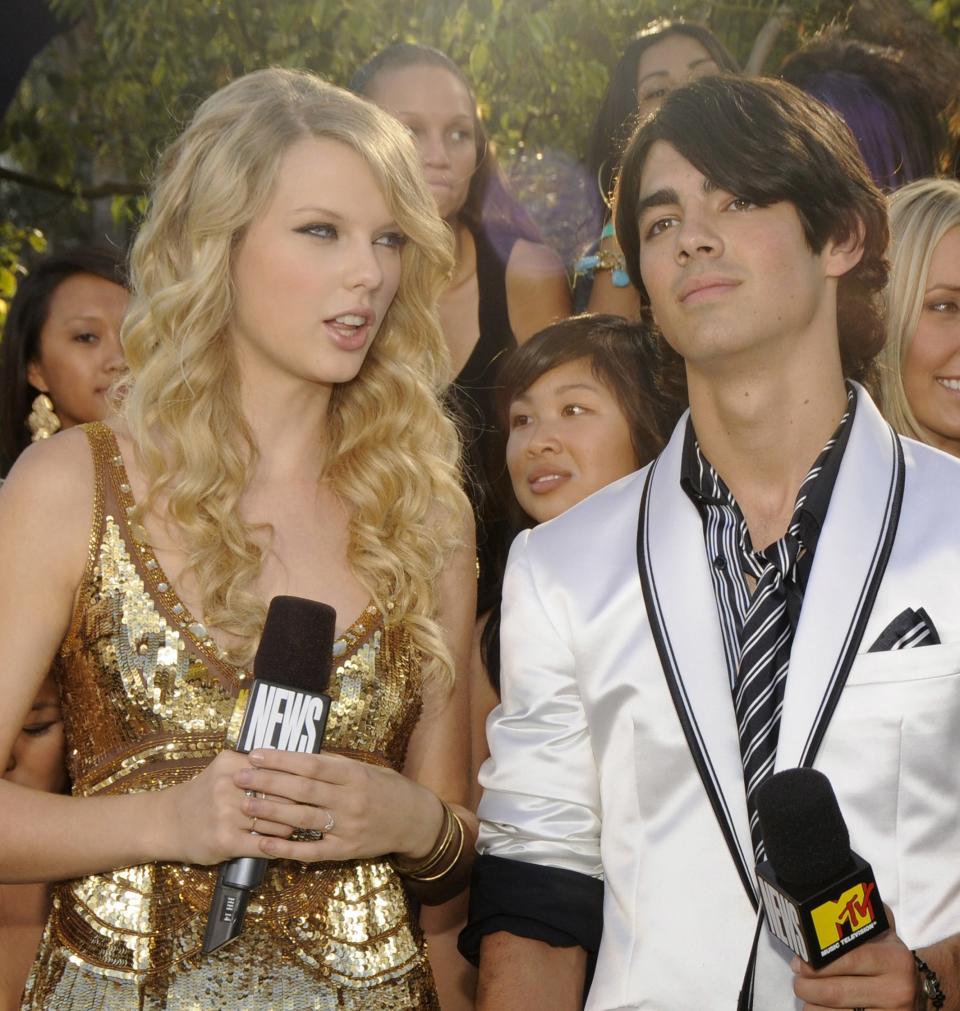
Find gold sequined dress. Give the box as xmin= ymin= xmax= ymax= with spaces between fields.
xmin=22 ymin=423 xmax=439 ymax=1010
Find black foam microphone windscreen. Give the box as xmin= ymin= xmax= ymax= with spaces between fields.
xmin=253 ymin=595 xmax=337 ymax=689
xmin=755 ymin=768 xmax=888 ymax=968
xmin=756 ymin=767 xmax=852 ymax=887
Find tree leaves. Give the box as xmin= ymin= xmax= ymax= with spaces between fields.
xmin=0 ymin=0 xmax=955 ymax=289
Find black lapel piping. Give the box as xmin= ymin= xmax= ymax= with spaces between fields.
xmin=636 ymin=456 xmax=760 ymax=912
xmin=799 ymin=425 xmax=905 ymax=767
xmin=740 ymin=425 xmax=905 ymax=1011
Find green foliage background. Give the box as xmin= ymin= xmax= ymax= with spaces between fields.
xmin=0 ymin=0 xmax=955 ymax=322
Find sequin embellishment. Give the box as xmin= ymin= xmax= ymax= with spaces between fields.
xmin=23 ymin=422 xmax=437 ymax=1010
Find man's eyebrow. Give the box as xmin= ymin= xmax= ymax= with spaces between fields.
xmin=636 ymin=177 xmax=722 ymax=220
xmin=635 ymin=187 xmax=679 ymax=220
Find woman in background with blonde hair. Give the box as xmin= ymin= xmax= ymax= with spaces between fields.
xmin=879 ymin=177 xmax=960 ymax=458
xmin=0 ymin=67 xmax=475 ymax=1009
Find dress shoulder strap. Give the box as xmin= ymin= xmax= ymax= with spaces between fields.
xmin=57 ymin=422 xmax=115 ymax=653
xmin=78 ymin=421 xmax=117 ymax=569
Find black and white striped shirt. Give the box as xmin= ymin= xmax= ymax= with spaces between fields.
xmin=680 ymin=385 xmax=856 ymax=694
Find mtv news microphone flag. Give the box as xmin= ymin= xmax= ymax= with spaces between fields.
xmin=203 ymin=596 xmax=337 ymax=954
xmin=755 ymin=768 xmax=889 ymax=968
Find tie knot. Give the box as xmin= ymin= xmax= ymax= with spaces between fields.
xmin=759 ymin=531 xmax=802 ymax=584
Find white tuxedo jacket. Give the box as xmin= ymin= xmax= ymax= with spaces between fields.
xmin=478 ymin=389 xmax=960 ymax=1010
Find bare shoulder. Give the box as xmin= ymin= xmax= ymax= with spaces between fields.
xmin=506 ymin=238 xmax=567 ymax=283
xmin=504 ymin=239 xmax=571 ymax=342
xmin=2 ymin=427 xmax=95 ymax=508
xmin=0 ymin=427 xmax=97 ymax=577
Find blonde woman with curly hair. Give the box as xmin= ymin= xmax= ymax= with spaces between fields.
xmin=0 ymin=67 xmax=476 ymax=1009
xmin=879 ymin=177 xmax=960 ymax=458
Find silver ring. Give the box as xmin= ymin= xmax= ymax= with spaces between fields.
xmin=321 ymin=809 xmax=336 ymax=833
xmin=244 ymin=788 xmax=256 ymax=798
xmin=250 ymin=816 xmax=259 ymax=835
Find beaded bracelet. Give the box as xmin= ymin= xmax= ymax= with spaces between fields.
xmin=913 ymin=951 xmax=946 ymax=1009
xmin=390 ymin=801 xmax=465 ymax=882
xmin=573 ymin=221 xmax=630 ymax=288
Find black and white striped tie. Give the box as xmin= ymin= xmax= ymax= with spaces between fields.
xmin=735 ymin=530 xmax=802 ymax=861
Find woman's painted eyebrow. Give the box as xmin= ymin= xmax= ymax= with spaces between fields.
xmin=396 ymin=111 xmax=473 ymax=122
xmin=61 ymin=314 xmax=109 ymax=326
xmin=512 ymin=381 xmax=600 ymax=407
xmin=552 ymin=383 xmax=599 ymax=395
xmin=290 ymin=209 xmax=401 ymax=233
xmin=638 ymin=57 xmax=718 ymax=88
xmin=291 ymin=206 xmax=341 ymax=217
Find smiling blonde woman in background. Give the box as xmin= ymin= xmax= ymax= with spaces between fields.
xmin=879 ymin=177 xmax=960 ymax=458
xmin=0 ymin=67 xmax=475 ymax=1009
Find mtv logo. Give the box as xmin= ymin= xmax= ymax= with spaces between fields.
xmin=810 ymin=881 xmax=878 ymax=948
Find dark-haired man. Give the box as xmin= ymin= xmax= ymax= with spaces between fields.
xmin=461 ymin=77 xmax=960 ymax=1010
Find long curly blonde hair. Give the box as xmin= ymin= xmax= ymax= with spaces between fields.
xmin=879 ymin=177 xmax=960 ymax=443
xmin=120 ymin=68 xmax=466 ymax=687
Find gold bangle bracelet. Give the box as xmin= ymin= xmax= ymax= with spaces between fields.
xmin=390 ymin=801 xmax=455 ymax=877
xmin=399 ymin=811 xmax=465 ymax=883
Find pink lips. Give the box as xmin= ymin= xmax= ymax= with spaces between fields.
xmin=325 ymin=309 xmax=374 ymax=351
xmin=527 ymin=470 xmax=571 ymax=494
xmin=678 ymin=275 xmax=741 ymax=304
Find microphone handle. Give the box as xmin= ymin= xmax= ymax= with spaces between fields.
xmin=221 ymin=855 xmax=266 ymax=890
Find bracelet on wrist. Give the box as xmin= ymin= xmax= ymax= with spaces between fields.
xmin=913 ymin=950 xmax=946 ymax=1009
xmin=573 ymin=248 xmax=630 ymax=287
xmin=389 ymin=801 xmax=464 ymax=882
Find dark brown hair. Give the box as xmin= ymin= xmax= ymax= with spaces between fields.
xmin=0 ymin=246 xmax=127 ymax=475
xmin=614 ymin=75 xmax=889 ymax=390
xmin=498 ymin=313 xmax=677 ymax=467
xmin=482 ymin=313 xmax=678 ymax=693
xmin=587 ymin=20 xmax=739 ymax=213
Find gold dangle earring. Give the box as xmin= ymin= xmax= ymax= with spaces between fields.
xmin=27 ymin=393 xmax=61 ymax=442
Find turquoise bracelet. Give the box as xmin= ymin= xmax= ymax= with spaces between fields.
xmin=574 ymin=222 xmax=630 ymax=287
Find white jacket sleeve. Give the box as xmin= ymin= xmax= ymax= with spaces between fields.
xmin=477 ymin=529 xmax=603 ymax=879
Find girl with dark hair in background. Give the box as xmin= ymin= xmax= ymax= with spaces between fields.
xmin=0 ymin=246 xmax=127 ymax=1006
xmin=576 ymin=20 xmax=739 ymax=316
xmin=471 ymin=313 xmax=676 ymax=787
xmin=0 ymin=246 xmax=128 ymax=477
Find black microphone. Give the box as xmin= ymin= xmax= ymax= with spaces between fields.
xmin=203 ymin=596 xmax=337 ymax=954
xmin=755 ymin=768 xmax=889 ymax=969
